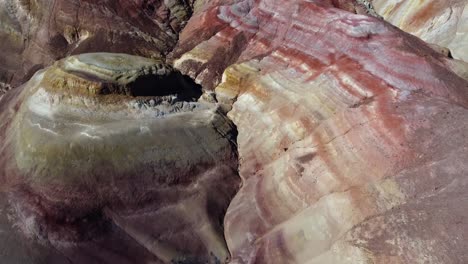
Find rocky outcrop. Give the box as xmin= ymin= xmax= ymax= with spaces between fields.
xmin=0 ymin=0 xmax=194 ymax=87
xmin=0 ymin=82 xmax=12 ymax=100
xmin=0 ymin=53 xmax=240 ymax=263
xmin=173 ymin=0 xmax=468 ymax=263
xmin=1 ymin=0 xmax=468 ymax=263
xmin=372 ymin=0 xmax=468 ymax=61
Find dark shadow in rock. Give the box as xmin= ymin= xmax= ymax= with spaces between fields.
xmin=98 ymin=71 xmax=203 ymax=101
xmin=128 ymin=72 xmax=202 ymax=100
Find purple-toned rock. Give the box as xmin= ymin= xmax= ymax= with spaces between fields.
xmin=2 ymin=0 xmax=468 ymax=263
xmin=0 ymin=53 xmax=240 ymax=263
xmin=0 ymin=0 xmax=194 ymax=88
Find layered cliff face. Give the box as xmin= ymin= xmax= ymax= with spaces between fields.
xmin=1 ymin=0 xmax=468 ymax=263
xmin=0 ymin=53 xmax=239 ymax=263
xmin=0 ymin=0 xmax=194 ymax=88
xmin=372 ymin=0 xmax=468 ymax=61
xmin=173 ymin=0 xmax=468 ymax=263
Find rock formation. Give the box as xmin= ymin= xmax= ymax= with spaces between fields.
xmin=1 ymin=0 xmax=468 ymax=263
xmin=0 ymin=0 xmax=194 ymax=88
xmin=372 ymin=0 xmax=468 ymax=61
xmin=0 ymin=53 xmax=239 ymax=263
xmin=173 ymin=0 xmax=468 ymax=263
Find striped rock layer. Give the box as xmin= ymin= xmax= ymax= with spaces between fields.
xmin=0 ymin=0 xmax=194 ymax=88
xmin=0 ymin=53 xmax=240 ymax=264
xmin=173 ymin=0 xmax=468 ymax=263
xmin=373 ymin=0 xmax=468 ymax=61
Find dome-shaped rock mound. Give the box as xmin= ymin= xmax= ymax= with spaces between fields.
xmin=0 ymin=53 xmax=240 ymax=264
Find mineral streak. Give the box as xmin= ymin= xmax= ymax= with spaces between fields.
xmin=1 ymin=0 xmax=468 ymax=263
xmin=372 ymin=0 xmax=468 ymax=61
xmin=172 ymin=0 xmax=468 ymax=263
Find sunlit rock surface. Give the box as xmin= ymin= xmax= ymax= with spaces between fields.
xmin=0 ymin=53 xmax=240 ymax=264
xmin=2 ymin=0 xmax=468 ymax=263
xmin=0 ymin=0 xmax=194 ymax=87
xmin=173 ymin=0 xmax=468 ymax=263
xmin=372 ymin=0 xmax=468 ymax=61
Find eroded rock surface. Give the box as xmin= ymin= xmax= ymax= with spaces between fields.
xmin=372 ymin=0 xmax=468 ymax=61
xmin=0 ymin=0 xmax=194 ymax=87
xmin=2 ymin=0 xmax=468 ymax=263
xmin=173 ymin=0 xmax=468 ymax=263
xmin=0 ymin=53 xmax=240 ymax=264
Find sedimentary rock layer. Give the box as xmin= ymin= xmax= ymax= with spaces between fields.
xmin=0 ymin=0 xmax=194 ymax=87
xmin=1 ymin=0 xmax=468 ymax=263
xmin=0 ymin=53 xmax=240 ymax=263
xmin=173 ymin=0 xmax=468 ymax=263
xmin=373 ymin=0 xmax=468 ymax=61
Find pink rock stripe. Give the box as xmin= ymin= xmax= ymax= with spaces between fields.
xmin=173 ymin=0 xmax=468 ymax=263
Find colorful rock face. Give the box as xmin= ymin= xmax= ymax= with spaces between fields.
xmin=1 ymin=0 xmax=468 ymax=263
xmin=173 ymin=0 xmax=468 ymax=263
xmin=0 ymin=53 xmax=240 ymax=263
xmin=372 ymin=0 xmax=468 ymax=61
xmin=0 ymin=0 xmax=194 ymax=88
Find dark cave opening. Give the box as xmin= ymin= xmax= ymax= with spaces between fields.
xmin=128 ymin=71 xmax=203 ymax=100
xmin=99 ymin=71 xmax=203 ymax=102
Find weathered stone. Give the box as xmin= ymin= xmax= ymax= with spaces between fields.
xmin=0 ymin=53 xmax=240 ymax=264
xmin=173 ymin=0 xmax=468 ymax=263
xmin=373 ymin=0 xmax=468 ymax=61
xmin=0 ymin=0 xmax=194 ymax=87
xmin=2 ymin=0 xmax=468 ymax=263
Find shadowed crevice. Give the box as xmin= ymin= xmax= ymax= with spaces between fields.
xmin=94 ymin=70 xmax=203 ymax=102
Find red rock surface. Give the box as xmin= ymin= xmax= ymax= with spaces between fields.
xmin=1 ymin=0 xmax=468 ymax=263
xmin=173 ymin=0 xmax=468 ymax=263
xmin=0 ymin=0 xmax=194 ymax=88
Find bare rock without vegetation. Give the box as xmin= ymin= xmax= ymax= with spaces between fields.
xmin=1 ymin=0 xmax=468 ymax=263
